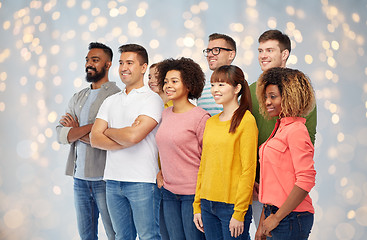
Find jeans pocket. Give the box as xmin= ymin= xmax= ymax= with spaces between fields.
xmin=296 ymin=212 xmax=314 ymax=239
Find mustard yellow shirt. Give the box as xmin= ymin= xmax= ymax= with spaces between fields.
xmin=193 ymin=110 xmax=258 ymax=221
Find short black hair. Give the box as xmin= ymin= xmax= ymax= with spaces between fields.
xmin=118 ymin=44 xmax=148 ymax=65
xmin=156 ymin=57 xmax=205 ymax=100
xmin=88 ymin=42 xmax=113 ymax=61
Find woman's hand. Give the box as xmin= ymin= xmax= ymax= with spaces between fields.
xmin=193 ymin=213 xmax=204 ymax=233
xmin=156 ymin=170 xmax=164 ymax=188
xmin=229 ymin=217 xmax=244 ymax=238
xmin=262 ymin=213 xmax=280 ymax=237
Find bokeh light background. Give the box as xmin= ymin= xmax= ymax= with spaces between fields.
xmin=0 ymin=0 xmax=366 ymax=239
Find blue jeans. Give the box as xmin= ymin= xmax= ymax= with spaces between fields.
xmin=161 ymin=187 xmax=205 ymax=240
xmin=106 ymin=180 xmax=161 ymax=240
xmin=201 ymin=199 xmax=252 ymax=240
xmin=264 ymin=205 xmax=313 ymax=240
xmin=159 ymin=189 xmax=170 ymax=240
xmin=73 ymin=178 xmax=115 ymax=240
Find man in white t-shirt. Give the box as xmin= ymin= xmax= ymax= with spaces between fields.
xmin=197 ymin=33 xmax=237 ymax=116
xmin=91 ymin=44 xmax=164 ymax=240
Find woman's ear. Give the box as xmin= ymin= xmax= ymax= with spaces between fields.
xmin=235 ymin=84 xmax=242 ymax=95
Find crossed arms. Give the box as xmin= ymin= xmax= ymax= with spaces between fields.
xmin=90 ymin=115 xmax=158 ymax=150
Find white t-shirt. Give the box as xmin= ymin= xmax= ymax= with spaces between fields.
xmin=96 ymin=86 xmax=164 ymax=183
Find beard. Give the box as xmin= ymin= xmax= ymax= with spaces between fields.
xmin=85 ymin=66 xmax=106 ymax=83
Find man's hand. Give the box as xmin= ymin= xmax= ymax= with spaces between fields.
xmin=253 ymin=181 xmax=259 ymax=201
xmin=156 ymin=170 xmax=164 ymax=188
xmin=59 ymin=113 xmax=79 ymax=128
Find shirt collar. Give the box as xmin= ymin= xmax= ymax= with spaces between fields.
xmin=280 ymin=117 xmax=306 ymax=126
xmin=123 ymin=85 xmax=149 ymax=95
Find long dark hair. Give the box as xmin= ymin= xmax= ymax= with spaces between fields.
xmin=211 ymin=65 xmax=252 ymax=133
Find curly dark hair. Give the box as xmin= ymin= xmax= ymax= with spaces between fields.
xmin=156 ymin=57 xmax=205 ymax=100
xmin=256 ymin=67 xmax=315 ymax=119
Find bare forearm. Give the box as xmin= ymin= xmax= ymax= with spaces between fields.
xmin=104 ymin=127 xmax=138 ymax=148
xmin=67 ymin=124 xmax=93 ymax=143
xmin=90 ymin=132 xmax=125 ymax=150
xmin=274 ymin=185 xmax=309 ymax=222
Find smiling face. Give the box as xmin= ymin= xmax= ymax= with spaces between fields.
xmin=163 ymin=70 xmax=189 ymax=101
xmin=85 ymin=48 xmax=110 ymax=83
xmin=264 ymin=84 xmax=282 ymax=118
xmin=210 ymin=81 xmax=240 ymax=106
xmin=148 ymin=66 xmax=160 ymax=93
xmin=206 ymin=39 xmax=235 ymax=71
xmin=258 ymin=39 xmax=289 ymax=72
xmin=119 ymin=52 xmax=147 ymax=91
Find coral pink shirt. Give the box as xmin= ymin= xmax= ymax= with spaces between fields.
xmin=259 ymin=117 xmax=316 ymax=213
xmin=156 ymin=106 xmax=210 ymax=195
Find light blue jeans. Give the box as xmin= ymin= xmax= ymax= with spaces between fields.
xmin=161 ymin=187 xmax=205 ymax=240
xmin=106 ymin=180 xmax=161 ymax=240
xmin=201 ymin=199 xmax=252 ymax=240
xmin=73 ymin=178 xmax=115 ymax=240
xmin=264 ymin=205 xmax=313 ymax=240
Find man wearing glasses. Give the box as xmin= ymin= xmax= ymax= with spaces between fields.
xmin=197 ymin=33 xmax=236 ymax=116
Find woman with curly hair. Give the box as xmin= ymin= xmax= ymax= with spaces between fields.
xmin=193 ymin=65 xmax=258 ymax=240
xmin=254 ymin=67 xmax=316 ymax=240
xmin=155 ymin=57 xmax=209 ymax=240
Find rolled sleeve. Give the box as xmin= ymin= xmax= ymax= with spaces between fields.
xmin=56 ymin=125 xmax=72 ymax=144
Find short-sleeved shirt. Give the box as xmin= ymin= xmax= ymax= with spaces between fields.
xmin=96 ymin=85 xmax=164 ymax=183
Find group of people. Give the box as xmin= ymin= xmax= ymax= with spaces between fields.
xmin=56 ymin=29 xmax=317 ymax=240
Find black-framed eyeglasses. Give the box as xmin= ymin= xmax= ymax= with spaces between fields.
xmin=203 ymin=47 xmax=233 ymax=57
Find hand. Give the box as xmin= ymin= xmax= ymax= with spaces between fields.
xmin=193 ymin=213 xmax=204 ymax=233
xmin=59 ymin=113 xmax=79 ymax=128
xmin=156 ymin=170 xmax=164 ymax=188
xmin=255 ymin=224 xmax=267 ymax=240
xmin=262 ymin=213 xmax=280 ymax=237
xmin=253 ymin=182 xmax=259 ymax=201
xmin=229 ymin=217 xmax=244 ymax=238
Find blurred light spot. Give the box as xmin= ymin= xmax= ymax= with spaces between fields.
xmin=4 ymin=209 xmax=24 ymax=229
xmin=293 ymin=30 xmax=303 ymax=43
xmin=32 ymin=38 xmax=40 ymax=47
xmin=53 ymin=185 xmax=62 ymax=195
xmin=348 ymin=210 xmax=356 ymax=219
xmin=183 ymin=36 xmax=195 ymax=47
xmin=191 ymin=5 xmax=200 ymax=14
xmin=288 ymin=55 xmax=297 ymax=64
xmin=95 ymin=17 xmax=107 ymax=27
xmin=184 ymin=20 xmax=195 ymax=29
xmin=336 ymin=223 xmax=355 ymax=240
xmin=149 ymin=39 xmax=159 ymax=49
xmin=45 ymin=128 xmax=53 ymax=138
xmin=305 ymin=54 xmax=313 ymax=64
xmin=52 ymin=141 xmax=60 ymax=151
xmin=327 ymin=57 xmax=336 ymax=68
xmin=286 ymin=6 xmax=295 ymax=15
xmin=35 ymin=81 xmax=44 ymax=91
xmin=39 ymin=55 xmax=47 ymax=68
xmin=322 ymin=40 xmax=330 ymax=50
xmin=82 ymin=1 xmax=91 ymax=9
xmin=296 ymin=9 xmax=305 ymax=18
xmin=52 ymin=11 xmax=60 ymax=20
xmin=340 ymin=177 xmax=348 ymax=187
xmin=48 ymin=111 xmax=58 ymax=123
xmin=328 ymin=146 xmax=338 ymax=159
xmin=329 ymin=103 xmax=337 ymax=113
xmin=136 ymin=8 xmax=146 ymax=17
xmin=91 ymin=7 xmax=100 ymax=16
xmin=107 ymin=1 xmax=118 ymax=8
xmin=89 ymin=22 xmax=98 ymax=31
xmin=53 ymin=76 xmax=62 ymax=86
xmin=74 ymin=77 xmax=82 ymax=88
xmin=37 ymin=68 xmax=46 ymax=78
xmin=0 ymin=82 xmax=6 ymax=92
xmin=287 ymin=22 xmax=295 ymax=31
xmin=246 ymin=7 xmax=258 ymax=18
xmin=267 ymin=17 xmax=277 ymax=28
xmin=55 ymin=94 xmax=63 ymax=104
xmin=332 ymin=114 xmax=339 ymax=124
xmin=3 ymin=20 xmax=11 ymax=30
xmin=78 ymin=15 xmax=88 ymax=25
xmin=182 ymin=11 xmax=192 ymax=20
xmin=67 ymin=0 xmax=76 ymax=8
xmin=337 ymin=132 xmax=345 ymax=142
xmin=230 ymin=23 xmax=244 ymax=32
xmin=119 ymin=6 xmax=127 ymax=15
xmin=328 ymin=164 xmax=336 ymax=175
xmin=199 ymin=1 xmax=209 ymax=10
xmin=69 ymin=62 xmax=78 ymax=71
xmin=0 ymin=72 xmax=6 ymax=81
xmin=39 ymin=22 xmax=46 ymax=32
xmin=331 ymin=40 xmax=339 ymax=50
xmin=118 ymin=35 xmax=128 ymax=44
xmin=20 ymin=94 xmax=27 ymax=106
xmin=352 ymin=13 xmax=360 ymax=23
xmin=38 ymin=133 xmax=46 ymax=143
